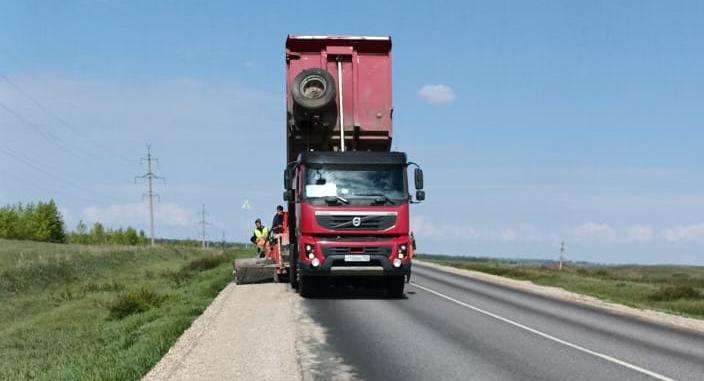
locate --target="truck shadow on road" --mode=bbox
[301,280,411,300]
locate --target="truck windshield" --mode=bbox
[304,166,406,205]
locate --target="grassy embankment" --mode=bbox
[420,254,704,319]
[0,239,251,380]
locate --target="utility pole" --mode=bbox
[559,241,565,271]
[135,145,164,246]
[221,231,226,250]
[242,199,251,249]
[198,204,210,248]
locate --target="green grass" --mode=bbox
[419,255,704,319]
[0,239,252,380]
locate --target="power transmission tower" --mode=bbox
[559,241,566,271]
[135,145,164,246]
[198,204,211,248]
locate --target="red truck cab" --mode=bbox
[283,36,425,297]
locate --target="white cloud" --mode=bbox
[662,223,704,243]
[410,215,442,238]
[500,228,519,242]
[624,225,655,243]
[417,84,456,105]
[573,222,617,242]
[409,215,704,263]
[499,224,555,243]
[411,215,480,241]
[447,225,482,240]
[81,202,194,228]
[413,219,557,244]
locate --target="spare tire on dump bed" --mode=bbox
[291,68,336,111]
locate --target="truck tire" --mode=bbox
[299,275,316,298]
[387,276,405,298]
[291,69,336,111]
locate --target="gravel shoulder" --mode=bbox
[143,283,301,381]
[143,281,359,381]
[415,260,704,333]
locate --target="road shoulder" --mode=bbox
[142,283,300,381]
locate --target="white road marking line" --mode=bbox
[410,282,677,381]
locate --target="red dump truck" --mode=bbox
[283,36,425,297]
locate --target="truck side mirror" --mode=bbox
[416,190,425,201]
[284,168,291,190]
[283,190,294,202]
[414,168,424,190]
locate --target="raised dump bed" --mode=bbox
[286,35,393,161]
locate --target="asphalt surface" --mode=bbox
[302,263,704,381]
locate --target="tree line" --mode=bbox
[68,221,148,245]
[0,200,147,245]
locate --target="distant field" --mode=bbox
[419,254,704,319]
[0,239,251,381]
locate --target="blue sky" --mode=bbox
[1,1,703,264]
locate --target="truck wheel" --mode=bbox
[291,69,336,111]
[387,276,405,298]
[299,275,316,298]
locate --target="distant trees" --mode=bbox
[66,221,148,245]
[0,200,147,246]
[0,200,65,242]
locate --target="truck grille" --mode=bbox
[322,247,392,257]
[316,214,396,230]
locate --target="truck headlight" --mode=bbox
[305,244,315,259]
[398,244,408,259]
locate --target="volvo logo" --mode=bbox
[352,216,362,227]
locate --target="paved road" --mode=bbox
[303,263,704,381]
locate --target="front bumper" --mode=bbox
[299,255,411,277]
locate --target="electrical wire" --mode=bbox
[0,101,96,162]
[0,145,123,204]
[0,74,137,166]
[0,168,114,206]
